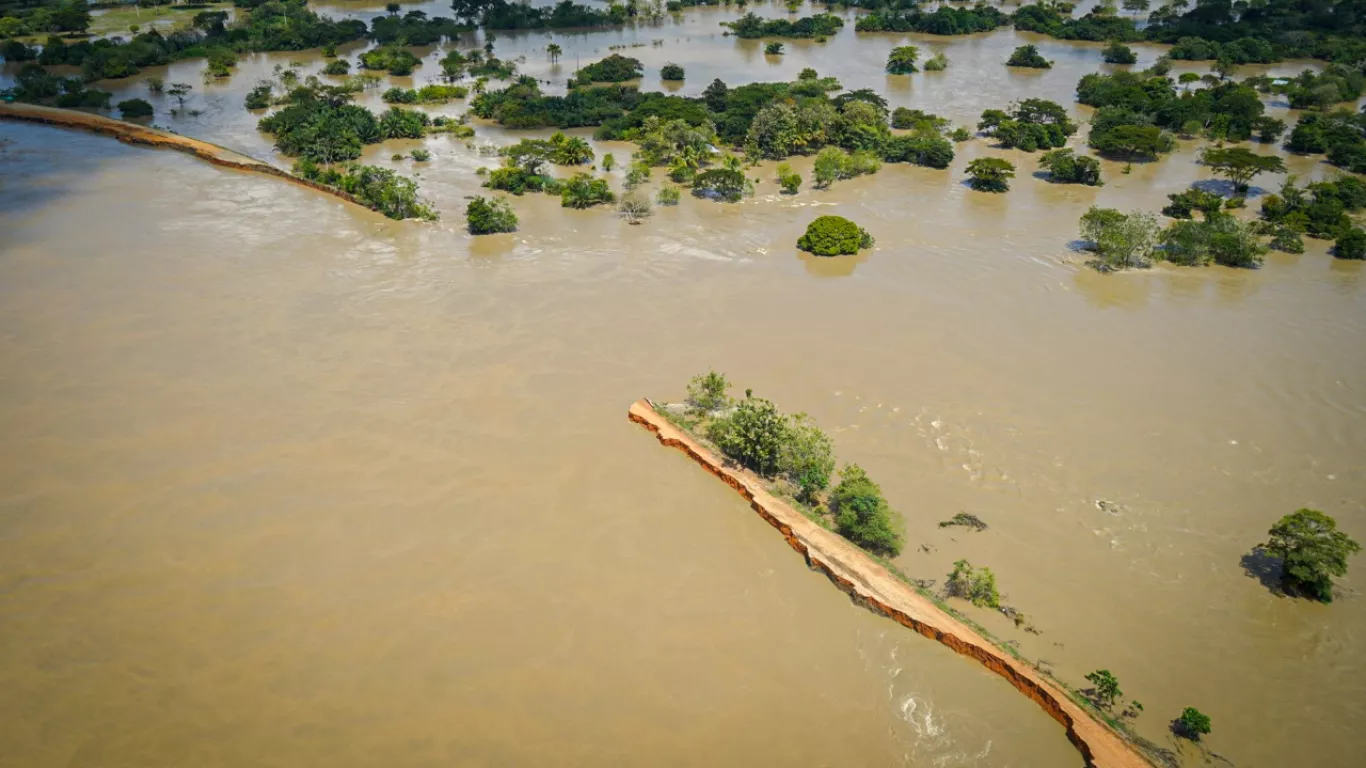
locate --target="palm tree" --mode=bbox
[547,43,562,64]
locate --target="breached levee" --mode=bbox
[0,103,370,213]
[628,399,1152,768]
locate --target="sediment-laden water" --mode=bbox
[1,3,1363,767]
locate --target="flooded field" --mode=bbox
[2,3,1364,767]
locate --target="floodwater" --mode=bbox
[2,2,1364,767]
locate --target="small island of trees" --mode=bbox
[1006,44,1052,69]
[797,215,874,256]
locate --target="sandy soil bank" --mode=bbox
[629,399,1153,768]
[0,102,369,212]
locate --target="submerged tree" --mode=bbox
[1084,670,1123,710]
[886,45,920,74]
[797,215,874,256]
[1174,707,1212,741]
[946,560,1000,607]
[1200,147,1286,195]
[1260,509,1361,601]
[965,157,1015,192]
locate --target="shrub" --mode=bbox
[923,52,948,71]
[295,160,437,221]
[322,59,351,76]
[813,146,879,188]
[1174,708,1212,741]
[244,83,273,109]
[410,148,430,162]
[1085,670,1123,709]
[575,53,642,84]
[383,87,418,104]
[965,157,1015,192]
[708,395,789,476]
[656,184,681,205]
[561,172,614,208]
[781,415,835,503]
[765,42,784,55]
[1039,149,1102,185]
[1335,228,1366,259]
[660,63,684,81]
[1102,42,1137,64]
[618,193,653,224]
[886,45,919,74]
[1006,44,1052,69]
[1162,186,1224,219]
[776,162,801,194]
[797,215,874,256]
[946,560,1000,607]
[117,98,153,118]
[465,196,518,234]
[830,465,902,556]
[692,168,749,202]
[687,370,732,412]
[1261,508,1361,600]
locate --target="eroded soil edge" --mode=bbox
[628,398,1151,768]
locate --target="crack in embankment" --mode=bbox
[629,399,1152,768]
[0,102,372,213]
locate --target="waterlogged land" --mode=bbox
[2,2,1365,767]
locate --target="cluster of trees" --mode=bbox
[1279,66,1366,110]
[475,0,627,30]
[359,46,421,76]
[797,215,874,256]
[1260,175,1366,249]
[946,560,1001,608]
[855,5,1007,35]
[1012,4,1140,42]
[574,53,643,85]
[885,46,919,75]
[661,63,685,81]
[978,99,1076,152]
[1285,109,1366,174]
[0,0,90,37]
[1144,0,1366,64]
[465,195,519,234]
[367,11,467,46]
[1005,44,1052,69]
[681,372,903,555]
[1102,42,1137,65]
[1079,205,1269,270]
[382,84,469,104]
[293,158,437,220]
[483,132,595,195]
[1039,149,1102,186]
[258,83,432,163]
[3,64,112,108]
[724,12,844,39]
[965,157,1015,192]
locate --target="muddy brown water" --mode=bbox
[2,3,1364,767]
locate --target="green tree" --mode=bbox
[692,168,749,202]
[1039,149,1103,186]
[1336,228,1366,259]
[687,370,733,412]
[1005,44,1051,69]
[886,45,919,74]
[1084,670,1123,710]
[1261,509,1361,601]
[166,82,193,112]
[797,215,873,256]
[1102,42,1137,64]
[117,98,154,119]
[813,146,848,188]
[1079,207,1161,269]
[776,163,801,194]
[924,52,948,71]
[830,464,902,556]
[1200,147,1286,194]
[946,560,999,607]
[765,41,784,55]
[656,184,681,205]
[561,172,614,208]
[965,157,1015,192]
[1178,72,1201,91]
[708,395,789,477]
[465,196,518,234]
[660,62,684,81]
[780,415,835,503]
[1175,707,1211,741]
[547,43,562,64]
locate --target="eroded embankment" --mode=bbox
[628,399,1153,768]
[0,102,370,212]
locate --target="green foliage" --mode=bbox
[923,52,948,71]
[500,131,595,172]
[797,215,874,256]
[881,133,954,168]
[480,0,626,31]
[1006,44,1052,69]
[1259,176,1366,239]
[946,559,1000,608]
[764,41,785,55]
[322,58,351,76]
[687,370,733,413]
[656,183,681,205]
[575,53,642,84]
[1336,228,1366,259]
[855,6,1007,35]
[1039,149,1102,186]
[1085,670,1123,709]
[117,97,153,118]
[359,46,421,76]
[368,10,465,46]
[1200,147,1286,193]
[1162,186,1224,219]
[465,195,518,234]
[886,45,919,74]
[294,159,437,221]
[1087,109,1174,164]
[1013,4,1141,42]
[1102,42,1137,64]
[977,98,1076,152]
[830,465,902,556]
[812,146,879,188]
[708,395,790,477]
[965,157,1015,192]
[691,168,749,202]
[1262,509,1361,601]
[1079,207,1161,270]
[1157,213,1267,268]
[726,12,844,39]
[1175,707,1212,741]
[776,163,801,194]
[560,172,614,208]
[781,415,835,503]
[410,148,430,162]
[660,63,684,81]
[1252,116,1286,144]
[383,86,417,104]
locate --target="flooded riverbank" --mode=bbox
[2,3,1364,767]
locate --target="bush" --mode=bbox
[244,83,273,109]
[708,395,789,477]
[1174,708,1212,741]
[410,148,430,162]
[295,160,437,221]
[923,52,948,71]
[830,465,902,556]
[812,146,879,188]
[1006,44,1052,69]
[618,193,653,224]
[797,215,874,256]
[965,157,1015,192]
[465,196,518,234]
[687,370,732,412]
[561,172,614,208]
[383,87,418,104]
[776,163,801,194]
[1085,670,1123,709]
[322,59,351,76]
[1102,42,1137,64]
[117,98,153,118]
[886,45,919,74]
[660,63,684,81]
[575,53,642,84]
[946,560,1000,607]
[656,184,681,205]
[1079,206,1161,269]
[1335,228,1366,259]
[765,41,784,55]
[1262,508,1361,600]
[692,168,749,202]
[781,415,835,503]
[1039,149,1102,185]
